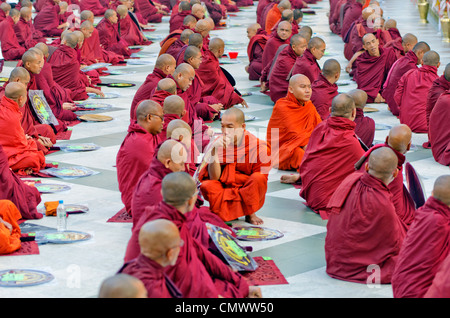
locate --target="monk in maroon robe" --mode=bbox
[34,0,67,37]
[0,10,26,61]
[133,0,163,24]
[392,175,450,298]
[0,2,10,23]
[79,0,106,16]
[116,100,164,216]
[426,63,450,131]
[246,23,268,81]
[382,41,428,116]
[429,90,450,166]
[291,37,326,85]
[13,7,45,49]
[164,29,192,59]
[329,0,346,35]
[117,6,149,46]
[341,0,364,39]
[347,89,375,148]
[169,0,191,33]
[425,253,450,298]
[310,59,340,120]
[96,9,131,59]
[395,50,440,133]
[325,147,405,284]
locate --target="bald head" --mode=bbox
[209,37,225,55]
[157,139,188,169]
[34,42,49,57]
[222,107,245,125]
[298,25,313,42]
[180,28,194,43]
[166,119,192,146]
[162,172,197,207]
[0,2,11,13]
[62,32,79,49]
[19,6,32,20]
[401,33,418,51]
[98,274,147,298]
[155,54,176,75]
[412,41,431,54]
[387,124,412,154]
[432,175,450,206]
[444,63,450,82]
[184,45,201,62]
[347,89,368,109]
[191,3,205,19]
[331,94,356,119]
[384,19,397,30]
[9,67,30,84]
[163,95,185,116]
[278,0,291,10]
[195,18,211,34]
[136,100,162,121]
[80,10,94,22]
[156,78,177,95]
[116,4,128,17]
[188,33,203,49]
[247,23,260,39]
[4,82,27,103]
[368,147,398,185]
[183,14,197,28]
[422,50,440,67]
[322,58,341,80]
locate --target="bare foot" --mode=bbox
[245,214,263,225]
[280,173,300,184]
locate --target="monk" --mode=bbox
[13,7,45,49]
[347,89,375,147]
[325,147,405,284]
[265,0,291,34]
[0,9,26,61]
[382,41,429,116]
[429,90,450,166]
[0,82,46,176]
[265,34,308,103]
[267,74,321,171]
[310,58,341,120]
[169,0,191,33]
[165,29,193,59]
[0,2,10,23]
[424,253,450,298]
[354,33,397,103]
[98,274,148,298]
[96,9,131,59]
[159,15,196,57]
[427,63,450,129]
[245,23,267,81]
[0,200,22,255]
[392,175,450,298]
[116,100,164,216]
[134,0,163,24]
[291,37,326,84]
[130,54,176,121]
[199,108,271,225]
[151,78,177,106]
[117,5,149,46]
[79,0,107,16]
[174,32,203,65]
[395,50,440,133]
[34,0,68,37]
[119,219,183,298]
[341,0,365,42]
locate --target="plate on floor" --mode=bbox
[36,231,92,244]
[35,183,71,193]
[106,83,136,88]
[79,114,113,122]
[234,226,284,241]
[81,63,111,72]
[75,102,113,110]
[64,204,89,214]
[42,166,97,178]
[0,269,54,287]
[88,92,120,99]
[58,143,100,152]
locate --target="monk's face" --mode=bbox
[81,27,94,39]
[221,114,245,146]
[26,56,44,74]
[289,76,312,102]
[311,43,326,60]
[146,108,164,135]
[247,27,257,40]
[109,12,118,24]
[176,70,195,91]
[292,38,308,57]
[165,146,187,173]
[363,35,380,57]
[188,52,202,69]
[277,23,292,41]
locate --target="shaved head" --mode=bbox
[412,41,431,54]
[298,26,313,42]
[4,82,27,102]
[98,274,147,298]
[247,23,260,39]
[368,147,399,185]
[155,53,176,70]
[188,33,203,49]
[387,124,412,154]
[331,93,356,118]
[180,28,194,43]
[162,172,197,207]
[444,63,450,82]
[9,67,30,84]
[422,50,440,67]
[139,219,181,263]
[322,58,341,78]
[432,175,450,206]
[136,100,162,121]
[384,19,397,30]
[347,89,368,109]
[157,139,188,168]
[166,119,192,148]
[80,10,94,21]
[34,42,49,56]
[222,107,245,125]
[156,78,177,95]
[209,37,225,53]
[62,32,79,49]
[163,95,185,116]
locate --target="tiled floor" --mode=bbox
[0,0,448,298]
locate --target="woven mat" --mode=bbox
[240,257,288,286]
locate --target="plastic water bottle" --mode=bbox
[0,41,4,74]
[227,14,231,28]
[57,200,67,232]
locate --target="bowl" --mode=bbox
[228,52,238,59]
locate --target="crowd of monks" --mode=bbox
[0,0,449,298]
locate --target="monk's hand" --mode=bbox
[260,81,268,92]
[375,93,385,103]
[23,181,36,187]
[86,87,105,97]
[248,286,262,298]
[63,102,76,111]
[38,136,53,148]
[240,100,249,108]
[25,168,34,175]
[0,216,13,234]
[210,103,223,112]
[345,63,352,73]
[25,134,33,140]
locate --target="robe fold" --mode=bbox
[186,74,221,122]
[426,75,450,129]
[267,44,298,103]
[247,29,268,81]
[310,73,339,120]
[424,253,450,298]
[79,0,107,16]
[116,121,162,215]
[164,38,186,60]
[299,116,365,218]
[261,32,289,77]
[79,27,124,66]
[265,4,281,34]
[340,0,362,42]
[0,200,22,255]
[395,64,438,133]
[118,13,148,46]
[354,108,375,148]
[392,196,450,298]
[267,92,321,171]
[13,17,45,49]
[96,18,132,59]
[429,90,450,166]
[329,0,346,35]
[169,10,190,33]
[134,0,163,23]
[33,0,64,37]
[325,171,406,284]
[0,16,26,61]
[291,48,321,84]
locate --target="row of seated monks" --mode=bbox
[0,0,449,298]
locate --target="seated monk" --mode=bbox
[174,32,203,66]
[57,1,71,25]
[382,41,429,116]
[348,89,375,148]
[133,0,164,24]
[96,9,131,59]
[127,171,262,298]
[268,9,298,37]
[13,7,45,49]
[169,0,191,33]
[392,175,450,298]
[116,100,164,216]
[0,2,10,23]
[0,200,23,255]
[151,78,177,106]
[0,144,42,220]
[265,0,291,34]
[424,253,450,298]
[266,34,308,104]
[355,33,397,103]
[0,82,46,176]
[0,9,26,61]
[310,58,340,120]
[117,5,149,46]
[165,29,193,59]
[395,50,440,133]
[79,0,107,16]
[284,94,365,219]
[33,0,68,37]
[291,36,326,85]
[427,63,450,130]
[429,89,450,166]
[199,108,271,225]
[196,37,248,109]
[130,54,176,121]
[119,219,183,298]
[159,15,197,57]
[325,147,405,284]
[245,23,268,81]
[98,273,148,298]
[340,0,365,42]
[48,32,104,101]
[267,74,321,171]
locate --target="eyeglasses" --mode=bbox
[149,113,164,121]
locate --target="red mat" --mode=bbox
[3,240,40,256]
[241,257,288,286]
[107,207,132,223]
[56,129,73,140]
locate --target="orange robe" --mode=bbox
[267,92,322,171]
[199,131,271,221]
[0,200,22,255]
[265,4,281,34]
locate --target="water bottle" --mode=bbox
[57,200,67,232]
[227,14,230,28]
[0,41,4,74]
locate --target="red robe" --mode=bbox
[429,90,450,166]
[13,17,45,49]
[291,49,321,85]
[79,29,124,66]
[426,75,450,130]
[118,254,183,298]
[33,0,64,37]
[256,0,271,26]
[355,47,397,103]
[96,18,131,59]
[424,253,450,298]
[392,196,450,298]
[134,0,163,23]
[116,121,162,215]
[186,74,221,122]
[169,10,190,33]
[299,117,365,219]
[354,108,375,147]
[329,0,346,35]
[0,16,26,61]
[164,39,186,60]
[0,200,22,255]
[125,200,250,298]
[382,50,418,116]
[247,29,268,81]
[345,17,376,60]
[267,44,298,103]
[265,4,281,34]
[261,32,289,77]
[0,145,42,220]
[310,73,339,120]
[395,65,438,133]
[340,0,363,42]
[118,13,147,46]
[79,0,107,16]
[325,171,406,284]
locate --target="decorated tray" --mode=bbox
[234,226,284,241]
[43,166,96,179]
[88,92,120,99]
[0,269,54,287]
[64,204,89,214]
[75,102,113,110]
[79,114,113,122]
[58,143,100,152]
[35,183,71,193]
[81,63,111,72]
[106,83,136,88]
[36,230,92,244]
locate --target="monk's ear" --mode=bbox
[365,162,369,172]
[406,141,411,152]
[181,109,186,117]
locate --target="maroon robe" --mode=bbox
[13,17,44,49]
[165,39,186,60]
[346,18,376,60]
[169,10,190,33]
[355,47,397,103]
[267,44,298,103]
[429,90,450,166]
[118,13,148,46]
[392,196,450,298]
[96,18,132,59]
[261,32,289,76]
[424,253,450,298]
[310,73,339,120]
[395,65,438,133]
[79,0,106,16]
[382,50,418,116]
[426,75,450,129]
[354,108,375,147]
[329,0,346,35]
[125,200,250,298]
[0,16,26,61]
[33,0,64,37]
[340,0,363,41]
[291,49,321,85]
[186,74,221,122]
[116,121,162,215]
[325,171,406,284]
[247,29,268,81]
[134,0,162,23]
[299,116,365,219]
[79,27,124,66]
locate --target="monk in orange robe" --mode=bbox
[267,74,321,171]
[0,200,22,255]
[199,108,271,225]
[265,0,291,34]
[0,82,45,176]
